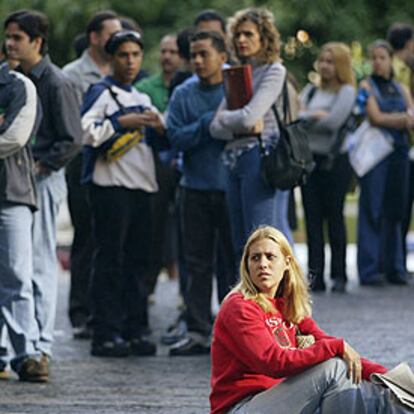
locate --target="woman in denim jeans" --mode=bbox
[210,7,287,261]
[210,226,411,414]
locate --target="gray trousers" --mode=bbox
[228,358,410,414]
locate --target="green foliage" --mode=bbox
[1,0,413,83]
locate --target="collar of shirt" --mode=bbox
[105,75,133,92]
[78,50,102,78]
[27,54,51,80]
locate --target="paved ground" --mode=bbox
[1,244,414,413]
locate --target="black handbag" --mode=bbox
[259,82,315,190]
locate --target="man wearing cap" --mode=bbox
[81,30,164,357]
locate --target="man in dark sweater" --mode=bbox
[167,31,236,356]
[4,10,81,371]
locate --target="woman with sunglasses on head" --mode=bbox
[299,42,356,293]
[210,8,291,262]
[357,40,414,287]
[210,225,411,414]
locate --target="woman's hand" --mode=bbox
[251,119,264,134]
[342,342,362,384]
[312,109,329,120]
[405,109,414,130]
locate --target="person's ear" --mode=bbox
[32,36,43,54]
[285,256,291,267]
[89,32,98,47]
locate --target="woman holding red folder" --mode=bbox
[210,7,287,262]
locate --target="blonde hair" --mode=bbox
[228,8,280,65]
[317,42,356,89]
[229,226,311,324]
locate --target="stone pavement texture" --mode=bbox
[1,246,414,414]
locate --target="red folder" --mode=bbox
[223,65,253,110]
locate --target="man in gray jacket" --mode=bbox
[4,10,81,370]
[63,11,121,339]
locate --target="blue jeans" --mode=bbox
[275,189,294,246]
[358,155,407,283]
[32,170,67,356]
[225,146,279,261]
[0,203,39,371]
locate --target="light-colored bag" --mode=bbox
[343,120,394,177]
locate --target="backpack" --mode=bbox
[259,80,315,190]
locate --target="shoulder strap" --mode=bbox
[275,75,291,126]
[102,79,125,112]
[305,84,317,105]
[367,76,382,103]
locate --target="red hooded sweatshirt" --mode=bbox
[210,293,387,414]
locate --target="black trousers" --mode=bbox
[181,187,236,337]
[89,184,152,341]
[65,154,94,328]
[301,154,352,282]
[402,159,414,266]
[146,155,179,293]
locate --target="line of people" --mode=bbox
[0,6,413,383]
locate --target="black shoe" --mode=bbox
[331,279,346,293]
[161,318,187,345]
[129,336,157,356]
[73,324,92,340]
[169,337,210,357]
[91,336,129,357]
[387,273,408,285]
[308,272,326,292]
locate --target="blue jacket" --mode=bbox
[167,79,226,191]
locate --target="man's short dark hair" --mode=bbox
[194,10,226,34]
[105,30,143,55]
[177,27,195,61]
[387,23,414,51]
[73,33,89,58]
[120,16,143,34]
[86,10,118,37]
[190,30,227,54]
[4,10,49,55]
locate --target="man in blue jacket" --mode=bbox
[167,31,236,356]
